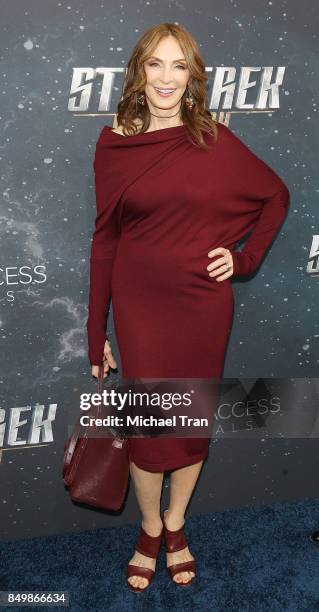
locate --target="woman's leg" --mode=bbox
[127,460,164,590]
[165,460,204,584]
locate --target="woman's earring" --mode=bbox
[136,92,146,106]
[185,88,195,111]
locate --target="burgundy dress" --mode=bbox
[86,122,290,472]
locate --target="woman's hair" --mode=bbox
[114,22,218,150]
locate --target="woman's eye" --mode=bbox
[148,62,186,69]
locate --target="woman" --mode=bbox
[86,23,290,592]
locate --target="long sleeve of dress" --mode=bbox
[86,128,121,366]
[220,124,290,277]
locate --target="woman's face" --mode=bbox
[143,36,190,114]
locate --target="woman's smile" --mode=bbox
[154,86,177,97]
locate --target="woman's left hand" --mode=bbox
[207,247,234,281]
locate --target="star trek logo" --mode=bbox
[307,236,319,276]
[0,405,57,463]
[68,66,287,113]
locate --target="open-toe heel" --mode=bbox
[127,524,163,593]
[162,512,196,587]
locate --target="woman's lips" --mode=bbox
[154,87,176,98]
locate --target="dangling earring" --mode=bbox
[136,92,146,106]
[185,87,195,111]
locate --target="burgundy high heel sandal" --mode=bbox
[127,524,163,593]
[162,511,196,587]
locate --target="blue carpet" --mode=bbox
[1,497,319,611]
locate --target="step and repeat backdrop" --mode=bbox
[1,0,318,541]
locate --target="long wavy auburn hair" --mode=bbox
[114,22,218,150]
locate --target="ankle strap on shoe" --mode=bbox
[163,524,187,553]
[135,526,163,558]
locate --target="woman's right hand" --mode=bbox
[91,338,118,379]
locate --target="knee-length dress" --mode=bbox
[86,121,290,472]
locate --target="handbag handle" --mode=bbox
[63,364,106,475]
[98,364,128,442]
[97,363,104,392]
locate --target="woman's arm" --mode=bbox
[229,183,290,277]
[86,128,120,366]
[221,124,290,277]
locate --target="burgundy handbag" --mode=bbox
[62,364,130,511]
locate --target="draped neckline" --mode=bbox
[103,124,187,144]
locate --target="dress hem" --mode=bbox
[128,447,210,473]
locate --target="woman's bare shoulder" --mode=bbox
[111,125,125,135]
[111,119,142,135]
